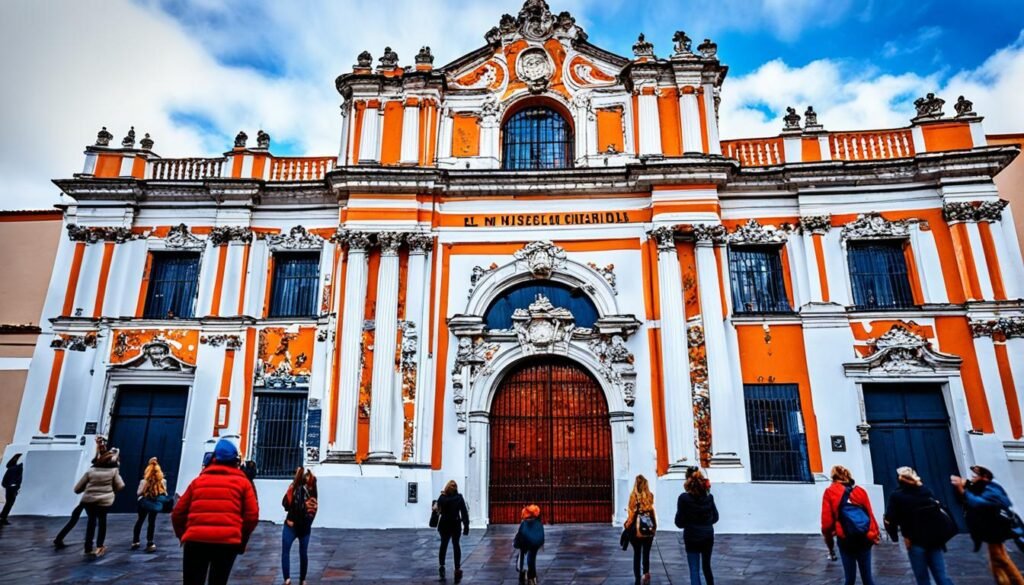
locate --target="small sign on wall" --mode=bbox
[83,422,98,435]
[305,406,322,463]
[407,482,418,504]
[831,435,847,452]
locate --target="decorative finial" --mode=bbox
[912,93,945,120]
[234,131,248,148]
[672,30,693,55]
[378,46,399,69]
[697,38,718,59]
[256,130,270,149]
[804,106,821,130]
[632,33,655,58]
[356,50,372,68]
[95,126,113,147]
[121,126,136,148]
[783,107,801,131]
[954,95,976,118]
[415,46,434,65]
[140,133,154,150]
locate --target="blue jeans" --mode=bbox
[839,545,876,585]
[686,541,714,585]
[907,545,954,585]
[519,547,539,579]
[281,524,311,581]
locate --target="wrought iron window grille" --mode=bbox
[501,106,574,171]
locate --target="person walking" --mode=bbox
[73,447,125,558]
[674,469,719,585]
[884,467,957,585]
[514,504,544,585]
[54,436,109,549]
[0,453,23,525]
[625,474,657,585]
[172,438,259,585]
[132,457,168,552]
[821,465,880,585]
[952,465,1024,585]
[281,467,318,585]
[435,480,470,582]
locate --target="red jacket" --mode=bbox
[821,481,880,542]
[172,464,259,549]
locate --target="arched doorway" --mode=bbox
[489,357,613,523]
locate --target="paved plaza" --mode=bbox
[0,515,1019,584]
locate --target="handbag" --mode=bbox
[157,493,174,513]
[429,500,440,528]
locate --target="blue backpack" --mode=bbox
[838,486,872,544]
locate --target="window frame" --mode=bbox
[500,104,575,171]
[727,244,793,315]
[141,251,202,320]
[845,238,917,311]
[249,387,309,479]
[266,251,322,319]
[743,383,813,483]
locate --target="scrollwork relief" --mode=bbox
[840,212,910,240]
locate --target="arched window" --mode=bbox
[501,106,574,170]
[484,281,598,329]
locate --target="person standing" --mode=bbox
[884,467,957,585]
[73,448,125,558]
[674,469,719,585]
[0,454,23,525]
[133,457,168,552]
[54,436,108,549]
[435,480,470,582]
[281,467,318,585]
[821,465,880,585]
[952,465,1024,585]
[172,438,259,585]
[514,505,544,585]
[625,474,657,585]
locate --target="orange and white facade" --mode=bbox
[8,1,1024,531]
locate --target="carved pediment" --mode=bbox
[485,0,586,46]
[514,241,567,278]
[262,226,324,250]
[114,340,195,372]
[727,219,793,245]
[512,294,576,354]
[841,213,910,240]
[165,224,205,249]
[844,324,961,376]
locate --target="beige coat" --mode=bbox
[73,466,125,507]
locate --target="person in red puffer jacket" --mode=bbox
[172,438,259,585]
[821,465,881,585]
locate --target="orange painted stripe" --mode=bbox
[209,245,229,317]
[995,343,1022,439]
[231,155,244,179]
[262,254,276,318]
[251,154,267,179]
[697,91,710,154]
[812,234,830,302]
[431,244,452,470]
[134,252,154,318]
[427,236,439,354]
[903,241,925,305]
[652,202,721,215]
[657,88,682,156]
[62,242,87,316]
[329,247,349,444]
[676,241,701,319]
[39,349,66,434]
[345,208,419,222]
[640,239,656,321]
[356,250,382,462]
[721,216,799,229]
[977,222,1007,300]
[236,243,251,316]
[213,349,236,436]
[714,246,728,319]
[949,222,983,300]
[239,328,257,458]
[352,101,366,163]
[131,156,146,179]
[936,316,993,432]
[92,242,115,318]
[647,328,669,476]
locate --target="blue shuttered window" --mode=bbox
[744,384,813,483]
[484,281,599,330]
[269,252,320,318]
[729,246,792,314]
[251,389,307,478]
[502,106,574,170]
[848,241,914,310]
[143,253,200,319]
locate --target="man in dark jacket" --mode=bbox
[172,438,259,585]
[952,465,1024,585]
[0,454,23,525]
[884,467,955,585]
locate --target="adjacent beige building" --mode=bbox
[991,134,1024,258]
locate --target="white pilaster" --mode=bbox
[400,103,420,164]
[786,237,809,309]
[638,92,662,157]
[406,235,433,463]
[437,109,453,160]
[338,101,352,166]
[802,232,823,302]
[966,222,995,300]
[680,91,703,153]
[701,84,721,155]
[974,337,1012,439]
[332,232,372,459]
[358,103,382,164]
[367,232,403,462]
[992,215,1024,299]
[910,225,948,304]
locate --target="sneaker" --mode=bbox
[438,565,446,581]
[642,573,651,585]
[84,549,96,558]
[95,546,107,558]
[130,542,140,550]
[145,544,156,553]
[454,569,463,583]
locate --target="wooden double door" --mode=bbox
[489,358,613,524]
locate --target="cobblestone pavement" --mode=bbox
[0,515,1020,584]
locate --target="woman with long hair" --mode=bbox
[674,469,719,585]
[625,474,657,585]
[281,467,318,585]
[133,457,167,552]
[73,447,125,558]
[821,465,880,585]
[435,479,470,582]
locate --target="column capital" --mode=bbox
[799,215,832,235]
[406,232,433,254]
[648,226,677,251]
[344,231,374,251]
[377,231,404,255]
[692,223,727,246]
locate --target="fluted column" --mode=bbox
[637,90,662,156]
[680,88,703,153]
[651,226,694,469]
[399,100,420,164]
[406,233,434,463]
[331,231,372,461]
[367,232,403,462]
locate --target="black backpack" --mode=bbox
[911,498,958,548]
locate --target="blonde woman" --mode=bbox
[133,457,168,552]
[625,474,657,585]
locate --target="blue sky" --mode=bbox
[2,0,1023,209]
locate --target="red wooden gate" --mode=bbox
[489,358,613,524]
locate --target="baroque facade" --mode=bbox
[8,0,1024,531]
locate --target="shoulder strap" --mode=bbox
[839,485,853,508]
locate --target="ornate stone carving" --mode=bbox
[450,335,500,433]
[234,131,248,148]
[945,200,1008,223]
[486,0,585,45]
[632,33,655,58]
[512,294,575,354]
[118,340,191,371]
[95,126,113,147]
[140,133,154,150]
[356,51,372,68]
[954,95,976,117]
[264,226,324,250]
[208,226,253,245]
[856,422,872,444]
[799,215,832,234]
[589,334,637,406]
[783,107,801,131]
[648,226,677,250]
[687,319,711,467]
[913,93,945,120]
[851,324,961,374]
[165,223,205,249]
[415,46,434,65]
[691,223,727,244]
[587,262,617,294]
[406,232,433,253]
[200,334,243,349]
[480,97,502,120]
[517,48,553,93]
[66,224,140,244]
[51,333,98,352]
[943,201,976,223]
[344,231,373,251]
[840,212,909,240]
[378,46,399,69]
[804,106,821,130]
[514,241,567,278]
[970,317,1024,340]
[376,232,404,255]
[672,30,693,56]
[468,263,499,299]
[121,126,136,148]
[256,129,270,150]
[979,200,1009,222]
[697,38,717,59]
[727,219,792,245]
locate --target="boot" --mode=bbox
[454,568,463,583]
[438,565,446,581]
[528,578,538,585]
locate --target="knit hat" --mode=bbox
[213,438,239,464]
[521,504,541,520]
[896,466,921,485]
